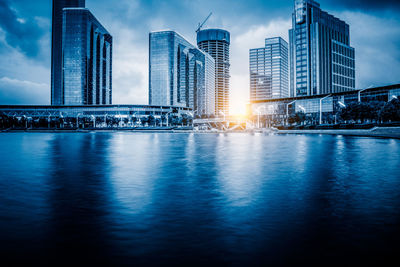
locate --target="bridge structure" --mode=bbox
[193,116,254,131]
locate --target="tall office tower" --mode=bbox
[250,37,289,101]
[62,8,112,105]
[51,0,85,105]
[189,49,216,116]
[149,31,215,116]
[289,0,355,97]
[197,29,230,116]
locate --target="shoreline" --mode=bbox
[276,126,400,139]
[2,127,400,139]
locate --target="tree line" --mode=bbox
[0,113,193,129]
[287,98,400,125]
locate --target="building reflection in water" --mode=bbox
[0,133,399,265]
[46,133,114,263]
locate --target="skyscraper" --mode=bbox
[197,29,230,116]
[188,49,216,116]
[289,0,355,97]
[62,8,112,105]
[51,0,85,105]
[250,37,289,101]
[149,31,215,116]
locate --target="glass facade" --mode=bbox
[250,37,288,101]
[188,49,216,116]
[51,0,85,105]
[289,0,355,97]
[0,105,192,119]
[149,31,215,116]
[197,29,230,116]
[251,84,400,116]
[62,8,112,105]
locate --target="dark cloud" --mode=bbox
[0,77,49,105]
[0,0,45,58]
[0,0,399,106]
[323,0,400,11]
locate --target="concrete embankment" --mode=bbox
[276,127,400,139]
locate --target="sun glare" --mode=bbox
[229,96,248,116]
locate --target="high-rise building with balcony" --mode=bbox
[197,29,230,116]
[289,0,355,97]
[51,0,85,105]
[149,31,215,116]
[62,8,112,105]
[250,37,289,101]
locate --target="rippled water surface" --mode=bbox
[0,132,399,265]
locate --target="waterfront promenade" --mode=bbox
[276,126,400,139]
[3,126,400,139]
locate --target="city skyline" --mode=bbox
[1,0,400,114]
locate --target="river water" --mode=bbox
[0,132,399,265]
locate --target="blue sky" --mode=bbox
[0,0,400,113]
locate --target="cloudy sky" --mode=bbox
[0,0,400,113]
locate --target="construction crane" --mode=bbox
[196,12,212,33]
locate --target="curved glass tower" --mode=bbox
[197,29,230,116]
[62,8,112,105]
[51,0,85,105]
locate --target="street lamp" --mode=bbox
[358,89,367,103]
[76,113,81,129]
[219,110,226,123]
[22,115,27,129]
[91,115,96,128]
[59,113,64,129]
[286,100,296,125]
[336,101,346,125]
[319,95,331,125]
[188,110,197,128]
[166,110,173,127]
[389,95,398,102]
[358,85,374,102]
[256,106,266,129]
[48,115,51,129]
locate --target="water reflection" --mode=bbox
[0,133,399,265]
[46,133,114,263]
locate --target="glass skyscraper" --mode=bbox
[289,0,355,97]
[250,37,289,101]
[197,29,230,116]
[149,31,215,116]
[51,0,85,105]
[62,8,112,105]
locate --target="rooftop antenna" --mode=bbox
[196,12,212,33]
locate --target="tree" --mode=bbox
[106,116,113,127]
[96,116,103,125]
[141,116,149,126]
[339,101,385,123]
[379,98,400,122]
[123,117,129,125]
[181,114,189,126]
[288,112,306,125]
[148,115,155,126]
